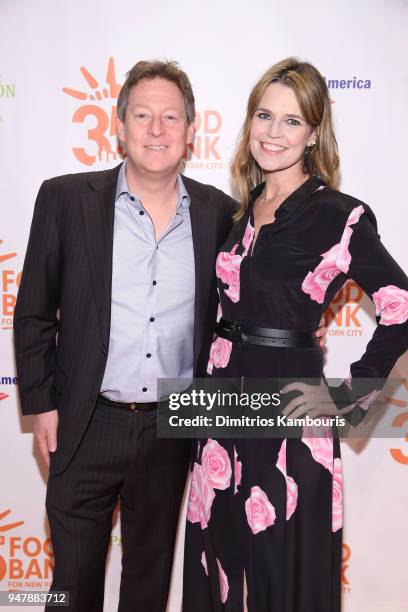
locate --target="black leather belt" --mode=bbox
[98,395,158,412]
[216,319,318,348]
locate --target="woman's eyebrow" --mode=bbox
[254,108,304,120]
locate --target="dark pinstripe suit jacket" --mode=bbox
[14,164,235,475]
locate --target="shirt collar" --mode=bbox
[115,161,191,210]
[249,175,326,217]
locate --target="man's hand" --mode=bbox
[315,315,328,349]
[33,410,58,469]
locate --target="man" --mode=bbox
[14,60,326,612]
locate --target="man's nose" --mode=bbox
[149,115,164,136]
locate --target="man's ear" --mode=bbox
[187,116,197,146]
[116,115,125,143]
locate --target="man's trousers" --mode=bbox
[45,396,190,612]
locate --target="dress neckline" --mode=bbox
[248,175,326,219]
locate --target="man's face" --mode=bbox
[117,77,195,178]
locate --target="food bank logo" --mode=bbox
[0,510,53,589]
[0,240,20,331]
[341,543,351,593]
[63,58,124,166]
[63,58,224,171]
[325,281,364,337]
[185,110,224,171]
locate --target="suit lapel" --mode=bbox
[81,164,121,350]
[187,178,217,369]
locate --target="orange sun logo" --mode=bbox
[63,57,125,167]
[0,510,24,534]
[0,240,17,265]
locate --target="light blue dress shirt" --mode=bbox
[100,162,195,402]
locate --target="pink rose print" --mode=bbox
[285,476,298,521]
[215,243,239,285]
[276,438,287,473]
[202,439,232,490]
[245,486,276,534]
[346,204,365,226]
[216,219,254,304]
[335,226,353,273]
[302,205,365,303]
[234,446,242,495]
[276,440,298,520]
[356,388,381,412]
[301,245,341,303]
[217,558,229,604]
[332,458,343,532]
[207,336,233,374]
[302,426,334,474]
[187,463,215,529]
[201,550,208,574]
[242,220,255,254]
[216,302,222,323]
[186,464,200,524]
[224,268,240,303]
[201,552,229,604]
[216,244,242,304]
[372,285,408,326]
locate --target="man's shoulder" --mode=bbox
[181,174,237,212]
[43,164,121,193]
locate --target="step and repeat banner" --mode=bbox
[0,0,407,610]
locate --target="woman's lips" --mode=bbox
[260,142,287,155]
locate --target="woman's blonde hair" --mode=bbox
[231,57,339,220]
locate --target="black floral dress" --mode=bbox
[182,176,408,612]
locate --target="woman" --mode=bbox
[182,58,408,612]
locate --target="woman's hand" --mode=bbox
[280,380,355,420]
[315,315,328,349]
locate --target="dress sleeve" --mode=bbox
[328,203,408,425]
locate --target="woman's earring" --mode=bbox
[305,141,317,155]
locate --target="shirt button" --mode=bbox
[152,280,157,286]
[150,316,155,322]
[146,353,152,358]
[139,210,144,216]
[142,387,147,392]
[129,196,135,202]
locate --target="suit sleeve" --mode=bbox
[328,204,408,425]
[13,180,61,415]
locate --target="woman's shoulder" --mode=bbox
[310,181,377,228]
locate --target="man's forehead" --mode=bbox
[128,78,184,103]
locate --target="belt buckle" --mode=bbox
[232,322,245,344]
[129,402,137,411]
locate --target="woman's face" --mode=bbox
[249,82,316,175]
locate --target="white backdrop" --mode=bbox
[0,0,407,610]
